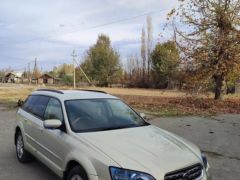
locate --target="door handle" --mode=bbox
[40,128,44,133]
[37,127,44,133]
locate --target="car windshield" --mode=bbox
[65,99,148,132]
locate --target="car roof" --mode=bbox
[31,89,119,101]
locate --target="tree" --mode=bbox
[124,56,142,87]
[147,15,153,82]
[168,0,240,99]
[141,27,147,84]
[33,58,41,79]
[82,34,122,86]
[151,41,179,88]
[49,63,74,85]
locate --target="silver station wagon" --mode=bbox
[15,89,211,180]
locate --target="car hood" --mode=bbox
[79,125,202,179]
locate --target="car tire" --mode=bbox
[67,165,88,180]
[16,131,32,163]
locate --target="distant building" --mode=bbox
[236,80,240,94]
[0,77,3,83]
[38,74,54,84]
[38,74,61,85]
[4,72,23,83]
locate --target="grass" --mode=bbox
[0,85,35,108]
[0,84,240,117]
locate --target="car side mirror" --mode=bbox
[139,113,146,119]
[44,119,62,129]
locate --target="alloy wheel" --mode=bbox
[16,135,24,159]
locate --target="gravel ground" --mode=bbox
[150,115,240,180]
[0,107,239,180]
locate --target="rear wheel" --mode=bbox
[67,165,88,180]
[16,131,32,163]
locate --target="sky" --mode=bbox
[0,0,179,71]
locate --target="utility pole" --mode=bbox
[33,58,38,85]
[71,50,77,88]
[28,63,31,85]
[73,58,94,87]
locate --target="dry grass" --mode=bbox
[0,85,36,108]
[0,84,240,116]
[89,87,187,97]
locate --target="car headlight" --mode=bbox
[110,167,155,180]
[201,152,208,169]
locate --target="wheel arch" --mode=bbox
[14,126,21,145]
[63,160,88,180]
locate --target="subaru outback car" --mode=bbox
[15,89,211,180]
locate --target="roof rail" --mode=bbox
[77,89,107,94]
[36,89,64,94]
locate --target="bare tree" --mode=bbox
[141,27,147,84]
[125,56,142,87]
[33,58,41,84]
[147,15,153,82]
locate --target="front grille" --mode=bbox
[164,163,203,180]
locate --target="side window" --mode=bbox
[31,96,50,119]
[23,95,50,119]
[22,96,38,112]
[44,98,63,122]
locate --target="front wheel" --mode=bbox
[16,131,32,163]
[67,165,88,180]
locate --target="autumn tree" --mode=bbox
[168,0,240,99]
[81,34,122,87]
[50,63,74,85]
[151,41,180,88]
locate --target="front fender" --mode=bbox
[64,150,97,175]
[63,147,118,180]
[15,114,26,145]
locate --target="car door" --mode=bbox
[18,95,40,151]
[26,95,50,152]
[39,97,70,170]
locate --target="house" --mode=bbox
[38,74,60,85]
[4,72,23,83]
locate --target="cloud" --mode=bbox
[0,0,179,70]
[108,0,178,10]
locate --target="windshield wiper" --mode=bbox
[76,124,149,133]
[99,124,138,131]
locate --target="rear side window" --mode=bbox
[23,95,50,119]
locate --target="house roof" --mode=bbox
[5,72,23,78]
[40,74,53,78]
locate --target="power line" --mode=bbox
[12,9,168,45]
[1,9,171,72]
